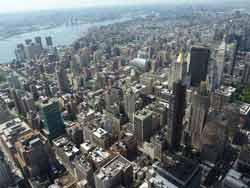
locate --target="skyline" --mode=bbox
[0,0,247,13]
[0,2,250,188]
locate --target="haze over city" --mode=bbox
[0,0,248,13]
[0,0,250,188]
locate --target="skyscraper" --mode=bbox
[45,36,53,47]
[56,63,70,94]
[189,82,210,149]
[168,51,188,89]
[167,81,186,151]
[189,46,210,87]
[39,98,65,140]
[15,44,26,62]
[215,39,226,88]
[8,72,22,90]
[10,89,26,116]
[35,36,43,49]
[134,109,153,144]
[124,88,136,120]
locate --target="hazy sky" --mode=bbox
[0,0,242,13]
[0,0,164,13]
[0,0,202,13]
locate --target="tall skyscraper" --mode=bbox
[15,44,26,62]
[10,89,26,116]
[168,51,188,89]
[35,36,43,49]
[45,36,53,47]
[200,112,227,163]
[134,109,153,144]
[56,63,70,94]
[124,88,136,120]
[215,39,226,88]
[189,82,210,149]
[189,46,210,87]
[8,72,22,90]
[167,81,186,151]
[39,98,65,140]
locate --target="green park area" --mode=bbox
[240,86,250,103]
[231,84,250,103]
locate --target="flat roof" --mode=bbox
[153,155,201,187]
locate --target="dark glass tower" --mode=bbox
[168,81,186,151]
[189,46,210,87]
[39,98,65,140]
[45,36,53,47]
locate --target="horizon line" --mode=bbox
[0,1,248,15]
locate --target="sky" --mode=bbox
[0,0,200,13]
[0,0,165,13]
[0,0,243,13]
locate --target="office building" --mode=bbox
[53,136,80,174]
[124,88,137,120]
[0,118,32,154]
[189,82,210,149]
[24,41,42,59]
[94,155,133,188]
[200,112,227,163]
[56,63,70,94]
[168,51,188,89]
[73,155,95,187]
[167,81,186,151]
[221,169,250,188]
[145,156,201,188]
[189,46,210,86]
[0,149,26,188]
[8,72,22,90]
[15,133,56,184]
[210,86,236,111]
[10,89,26,116]
[215,40,226,87]
[15,43,26,62]
[92,128,111,149]
[39,98,65,140]
[35,36,43,49]
[134,109,153,144]
[46,36,53,47]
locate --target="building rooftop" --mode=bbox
[134,109,153,120]
[80,142,95,153]
[53,136,80,159]
[240,103,250,116]
[74,155,92,172]
[90,147,111,165]
[151,155,201,187]
[93,128,108,139]
[96,155,132,181]
[38,97,59,108]
[223,169,250,188]
[215,86,236,97]
[0,118,32,149]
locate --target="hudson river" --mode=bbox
[0,18,129,64]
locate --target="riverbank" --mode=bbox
[0,17,131,64]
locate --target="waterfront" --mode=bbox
[0,17,129,64]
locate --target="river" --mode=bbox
[0,17,129,64]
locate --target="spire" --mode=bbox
[177,50,185,64]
